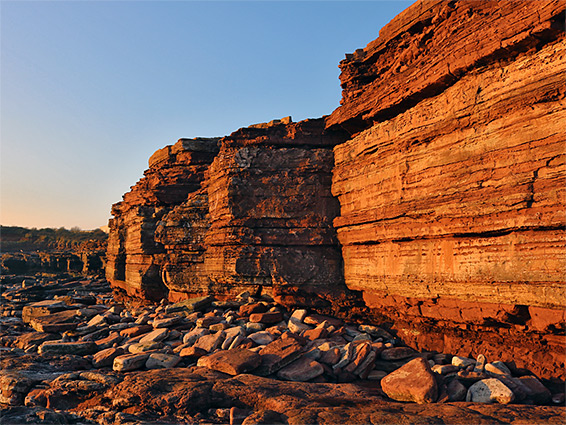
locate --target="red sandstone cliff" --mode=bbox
[328,0,565,380]
[107,0,565,379]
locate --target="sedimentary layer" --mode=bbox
[330,0,565,379]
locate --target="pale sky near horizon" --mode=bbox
[1,0,414,231]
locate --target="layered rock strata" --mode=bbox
[106,0,566,380]
[329,0,565,379]
[201,119,350,306]
[106,138,220,300]
[157,119,357,310]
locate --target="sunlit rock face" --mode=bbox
[107,0,565,379]
[157,118,360,311]
[328,0,565,379]
[106,138,220,301]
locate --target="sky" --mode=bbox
[1,0,414,231]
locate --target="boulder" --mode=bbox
[381,357,438,404]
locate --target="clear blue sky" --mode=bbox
[1,1,413,231]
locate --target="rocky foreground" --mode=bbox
[0,275,564,424]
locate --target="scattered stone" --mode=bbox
[467,378,515,404]
[381,357,438,404]
[248,331,274,346]
[249,311,284,324]
[38,340,96,356]
[145,353,181,369]
[367,370,388,381]
[485,361,512,376]
[256,337,305,376]
[452,356,476,368]
[518,375,552,404]
[92,347,124,368]
[198,348,261,375]
[165,296,212,314]
[139,328,169,344]
[380,346,415,361]
[113,353,150,372]
[432,364,460,375]
[277,357,324,382]
[128,341,162,353]
[194,331,226,352]
[447,379,468,401]
[474,354,487,373]
[152,315,182,328]
[120,325,152,338]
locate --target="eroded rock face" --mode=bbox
[106,138,220,301]
[329,0,566,379]
[106,0,565,381]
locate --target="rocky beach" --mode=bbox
[1,273,564,424]
[2,0,565,423]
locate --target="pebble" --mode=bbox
[452,356,476,368]
[485,361,512,376]
[466,378,515,404]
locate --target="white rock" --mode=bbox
[452,356,476,368]
[466,378,515,404]
[485,361,512,376]
[288,317,312,334]
[245,322,264,333]
[474,354,487,373]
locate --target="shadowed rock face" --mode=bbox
[107,0,566,379]
[106,138,220,301]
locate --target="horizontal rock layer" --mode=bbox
[331,0,565,378]
[106,0,566,379]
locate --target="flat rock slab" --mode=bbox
[381,357,438,404]
[198,348,261,375]
[249,311,284,324]
[21,300,68,324]
[277,357,324,382]
[92,347,124,368]
[256,337,305,376]
[166,296,213,314]
[113,353,150,372]
[29,310,78,333]
[38,341,97,356]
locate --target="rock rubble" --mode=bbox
[1,274,564,424]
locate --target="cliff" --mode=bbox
[329,0,565,380]
[107,0,565,379]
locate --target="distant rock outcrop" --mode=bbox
[107,0,565,379]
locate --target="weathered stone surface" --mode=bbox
[92,347,124,368]
[276,357,324,382]
[38,341,96,356]
[197,348,261,375]
[330,0,566,380]
[381,357,438,404]
[466,378,515,404]
[193,331,225,352]
[145,353,181,369]
[256,337,305,376]
[249,311,283,324]
[106,138,220,301]
[113,353,150,372]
